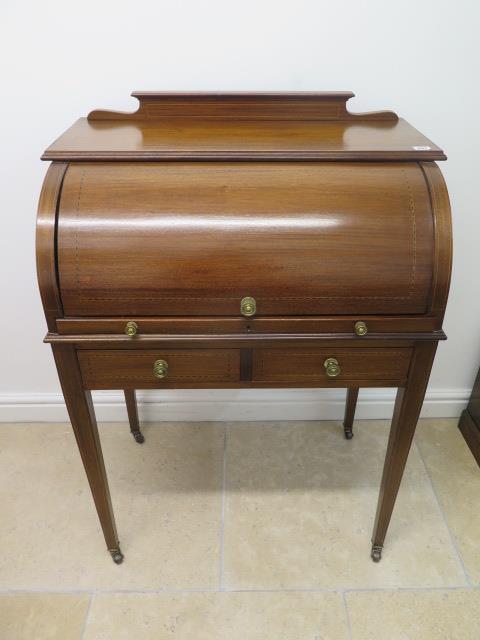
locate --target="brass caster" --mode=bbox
[132,430,145,444]
[343,425,354,440]
[109,548,124,564]
[371,545,383,563]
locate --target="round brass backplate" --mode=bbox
[324,357,341,378]
[354,321,368,336]
[125,321,138,337]
[240,296,256,317]
[153,359,169,379]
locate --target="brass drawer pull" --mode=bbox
[153,359,169,379]
[324,357,341,378]
[125,321,138,337]
[241,296,256,317]
[354,321,368,336]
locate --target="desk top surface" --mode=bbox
[42,92,445,162]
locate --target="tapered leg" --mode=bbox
[124,390,144,443]
[343,387,359,439]
[52,345,123,564]
[370,342,438,562]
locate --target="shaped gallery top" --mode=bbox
[42,91,445,162]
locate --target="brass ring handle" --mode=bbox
[153,359,169,380]
[125,321,138,337]
[354,321,368,337]
[241,296,256,317]
[324,357,341,378]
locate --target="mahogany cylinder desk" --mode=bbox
[36,92,452,564]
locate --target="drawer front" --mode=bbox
[56,315,439,335]
[79,349,240,388]
[253,348,412,385]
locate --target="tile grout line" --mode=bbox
[341,584,480,594]
[80,592,93,640]
[219,423,228,592]
[414,438,473,586]
[221,585,480,594]
[3,420,479,606]
[341,591,353,640]
[2,585,479,596]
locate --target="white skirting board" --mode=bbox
[0,388,469,422]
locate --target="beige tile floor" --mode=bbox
[0,418,479,639]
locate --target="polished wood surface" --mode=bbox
[124,390,144,443]
[79,348,240,388]
[52,345,122,561]
[420,162,453,324]
[458,410,480,468]
[371,341,437,555]
[35,162,67,331]
[343,388,359,439]
[55,316,444,334]
[57,162,435,317]
[37,92,452,564]
[43,118,445,162]
[44,334,440,349]
[77,345,412,389]
[89,91,398,121]
[252,348,411,384]
[42,92,445,162]
[458,367,480,467]
[124,390,140,431]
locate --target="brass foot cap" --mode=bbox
[132,430,145,444]
[371,545,383,563]
[110,548,124,564]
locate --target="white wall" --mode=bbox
[1,0,479,421]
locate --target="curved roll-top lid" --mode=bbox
[57,161,434,317]
[42,92,445,162]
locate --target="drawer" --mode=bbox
[56,316,439,335]
[78,349,240,389]
[253,348,412,385]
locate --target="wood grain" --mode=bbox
[36,162,68,330]
[78,349,241,389]
[124,390,140,434]
[42,117,445,162]
[420,162,453,323]
[52,345,120,552]
[458,367,480,467]
[44,333,445,348]
[371,341,438,550]
[36,92,452,563]
[343,387,359,436]
[253,348,412,384]
[55,316,443,335]
[57,162,435,317]
[88,91,398,121]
